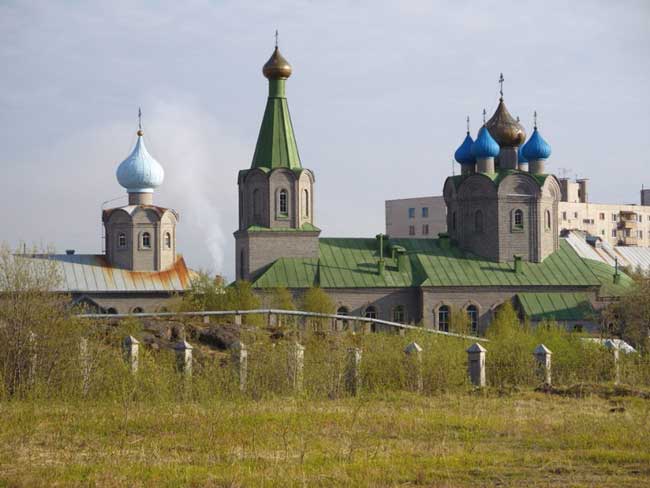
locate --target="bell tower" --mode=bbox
[234,40,320,281]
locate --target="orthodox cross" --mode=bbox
[482,109,486,124]
[533,110,538,129]
[138,107,142,131]
[275,30,279,48]
[466,115,470,133]
[499,72,504,99]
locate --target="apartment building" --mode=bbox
[385,196,446,238]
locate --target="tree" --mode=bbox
[604,271,650,351]
[269,287,295,310]
[300,287,334,314]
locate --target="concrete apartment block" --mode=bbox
[385,196,446,238]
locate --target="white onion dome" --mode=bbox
[116,130,165,193]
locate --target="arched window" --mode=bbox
[337,306,349,316]
[475,210,484,233]
[336,306,349,330]
[279,189,288,215]
[438,305,450,332]
[392,305,405,323]
[364,306,377,319]
[545,210,551,230]
[239,249,245,280]
[303,189,309,217]
[452,211,457,231]
[252,189,261,218]
[106,307,118,315]
[467,305,478,334]
[141,232,151,249]
[164,232,172,248]
[118,232,127,249]
[132,307,144,314]
[513,209,524,230]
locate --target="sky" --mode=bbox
[1,0,649,279]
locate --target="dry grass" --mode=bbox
[1,391,649,487]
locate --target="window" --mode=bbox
[562,211,567,221]
[337,306,349,316]
[611,229,617,238]
[573,212,578,219]
[118,232,127,249]
[601,230,605,236]
[106,308,118,315]
[625,228,631,237]
[279,189,288,215]
[364,306,377,319]
[612,213,617,222]
[392,305,405,323]
[303,189,309,217]
[240,249,245,279]
[599,213,605,220]
[422,224,429,235]
[408,207,415,219]
[545,210,552,230]
[336,306,349,329]
[252,189,261,218]
[164,232,171,249]
[573,324,583,333]
[422,207,429,218]
[142,232,151,249]
[513,209,524,230]
[467,305,478,334]
[438,305,449,332]
[475,210,484,233]
[132,307,144,314]
[409,225,415,236]
[452,212,457,231]
[638,230,643,238]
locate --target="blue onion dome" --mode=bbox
[522,127,552,160]
[471,126,500,158]
[116,130,165,193]
[518,144,528,163]
[454,132,475,166]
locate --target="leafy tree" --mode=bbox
[449,306,470,336]
[604,271,650,351]
[269,287,295,310]
[300,287,335,314]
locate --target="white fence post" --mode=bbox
[467,343,486,388]
[533,344,552,386]
[288,342,305,393]
[604,339,620,385]
[404,342,423,393]
[231,341,248,392]
[174,340,193,377]
[345,347,362,396]
[123,336,140,373]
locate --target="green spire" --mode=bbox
[251,47,302,171]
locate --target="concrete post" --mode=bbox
[467,343,486,388]
[268,312,277,327]
[234,314,242,326]
[345,348,362,396]
[174,340,193,377]
[604,339,620,385]
[231,341,248,391]
[404,342,423,393]
[79,337,91,396]
[203,315,210,325]
[533,344,552,386]
[122,336,140,373]
[288,342,305,393]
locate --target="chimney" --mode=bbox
[394,247,408,272]
[66,249,75,255]
[377,259,385,276]
[438,232,450,250]
[577,179,588,203]
[513,254,523,273]
[641,187,650,206]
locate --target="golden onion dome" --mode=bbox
[485,99,526,147]
[263,47,292,79]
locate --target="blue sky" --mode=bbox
[1,0,648,278]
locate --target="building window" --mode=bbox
[252,188,262,220]
[239,249,245,279]
[467,305,478,334]
[164,232,171,249]
[118,232,127,249]
[392,305,405,323]
[601,230,605,236]
[545,210,551,231]
[409,225,415,236]
[611,229,617,238]
[562,211,567,221]
[422,207,429,218]
[438,305,449,332]
[364,306,377,319]
[452,212,457,231]
[513,209,524,230]
[638,230,643,238]
[422,224,429,235]
[475,210,484,233]
[303,189,309,217]
[625,228,631,237]
[337,306,349,316]
[408,207,415,219]
[106,308,118,315]
[599,213,605,220]
[141,232,151,249]
[573,212,578,219]
[279,189,288,215]
[132,307,144,314]
[612,213,617,222]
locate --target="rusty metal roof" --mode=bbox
[17,254,192,293]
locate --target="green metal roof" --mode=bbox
[251,237,631,297]
[251,79,302,171]
[244,223,320,233]
[517,292,595,321]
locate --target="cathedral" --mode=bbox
[237,45,631,333]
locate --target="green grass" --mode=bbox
[1,392,649,487]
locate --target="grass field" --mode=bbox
[2,391,649,487]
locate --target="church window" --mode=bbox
[142,232,151,249]
[513,209,524,230]
[303,189,309,217]
[392,305,405,323]
[164,232,172,248]
[252,189,261,218]
[437,305,449,332]
[452,212,457,231]
[279,189,288,215]
[545,210,552,230]
[106,308,118,315]
[474,210,484,233]
[337,306,349,316]
[118,232,127,249]
[364,306,377,319]
[467,305,478,334]
[132,307,144,314]
[240,249,245,279]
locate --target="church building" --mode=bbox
[238,45,631,334]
